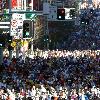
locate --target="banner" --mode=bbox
[11,0,17,9]
[11,0,26,11]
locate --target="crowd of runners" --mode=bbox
[0,50,100,100]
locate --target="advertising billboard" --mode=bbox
[10,0,43,12]
[11,0,26,11]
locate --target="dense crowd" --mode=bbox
[0,7,100,100]
[0,50,100,100]
[57,8,100,50]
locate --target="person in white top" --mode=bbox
[40,84,46,93]
[7,88,16,100]
[31,85,36,99]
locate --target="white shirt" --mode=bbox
[41,85,46,93]
[81,94,86,100]
[31,89,36,97]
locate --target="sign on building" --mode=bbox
[11,0,26,11]
[11,0,35,11]
[12,13,25,20]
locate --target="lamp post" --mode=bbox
[43,0,49,50]
[16,41,20,58]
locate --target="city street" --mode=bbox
[0,0,100,100]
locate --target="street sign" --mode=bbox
[12,13,25,20]
[17,20,23,26]
[13,20,23,38]
[17,20,23,38]
[26,13,37,20]
[11,20,17,27]
[10,19,18,36]
[10,13,24,37]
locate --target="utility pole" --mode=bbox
[16,42,19,58]
[43,0,49,50]
[44,15,49,49]
[31,21,34,53]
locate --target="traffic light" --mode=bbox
[57,8,65,20]
[23,20,32,38]
[70,9,76,18]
